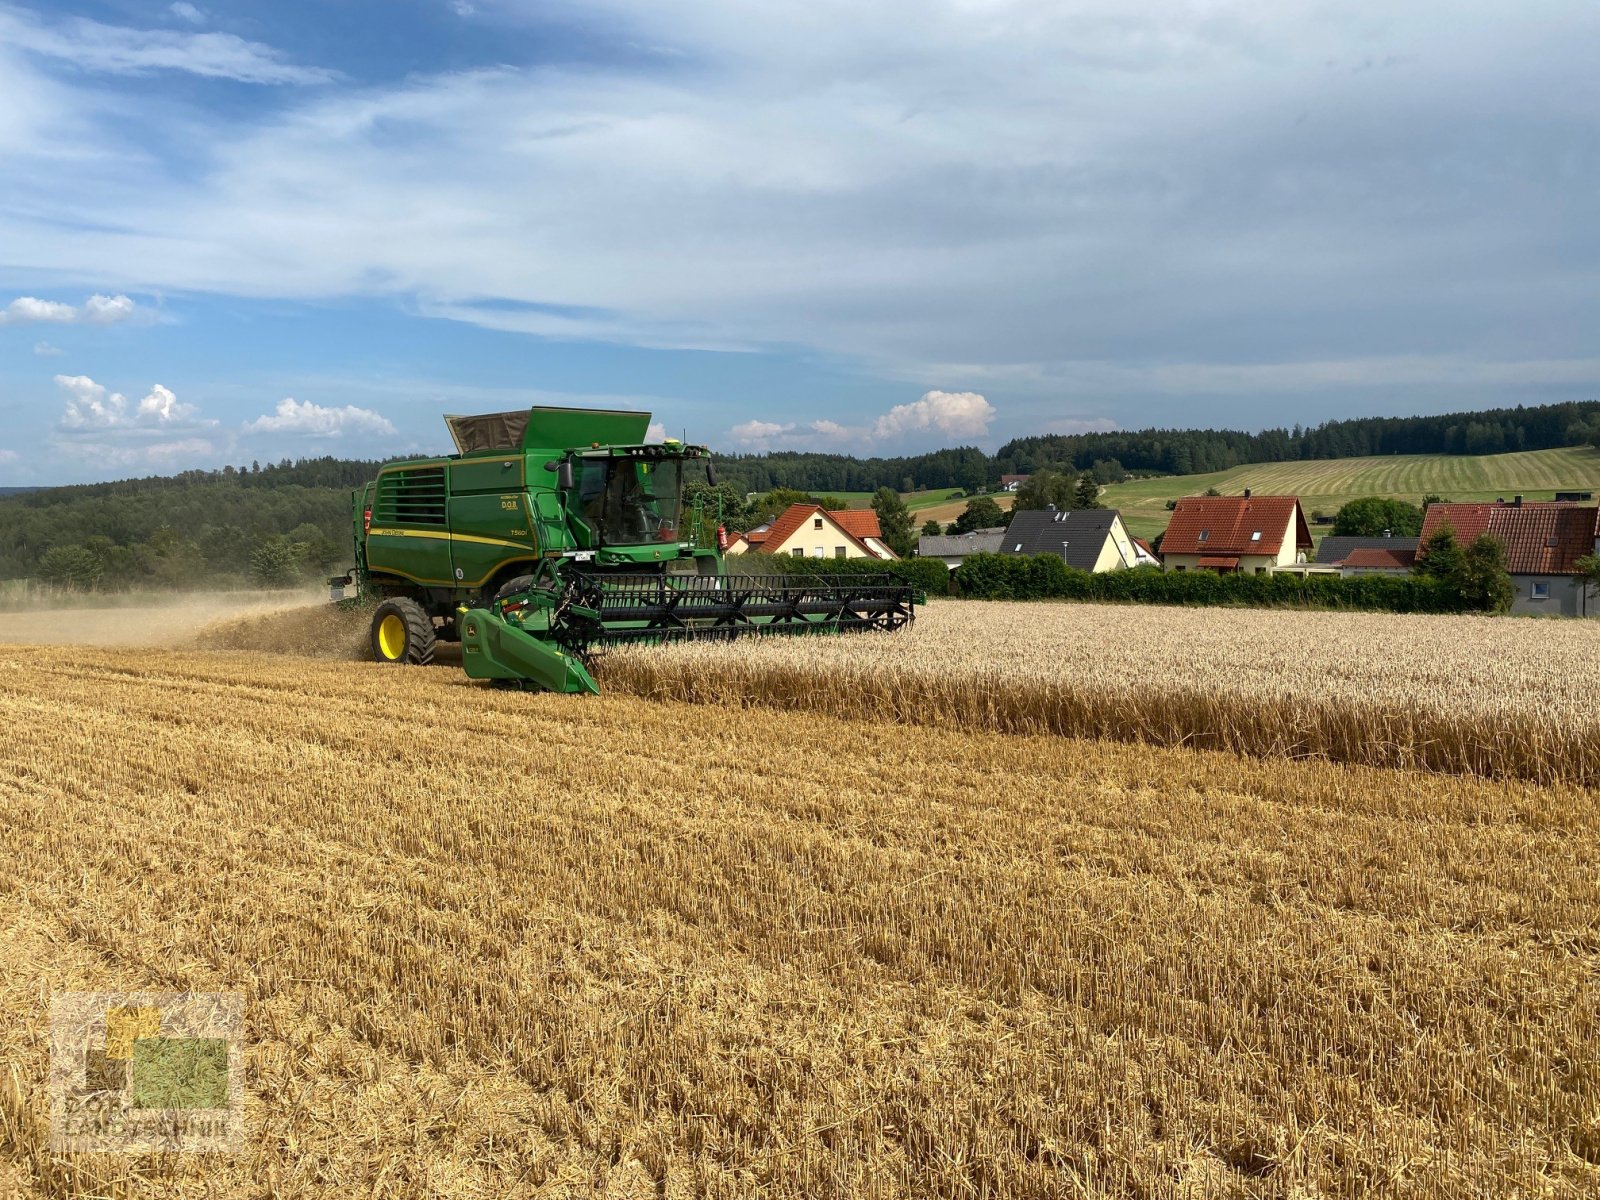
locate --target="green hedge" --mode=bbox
[751,553,952,596]
[950,553,1473,613]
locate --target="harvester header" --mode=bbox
[337,405,916,692]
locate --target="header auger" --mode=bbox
[335,406,917,692]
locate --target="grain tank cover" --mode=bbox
[444,406,653,455]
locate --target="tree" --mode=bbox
[1014,469,1076,511]
[871,487,916,557]
[1073,474,1102,509]
[951,496,1005,534]
[1203,486,1223,497]
[1575,554,1600,612]
[1332,497,1425,537]
[1455,534,1514,613]
[920,518,942,537]
[1414,525,1464,580]
[250,536,300,589]
[37,545,102,591]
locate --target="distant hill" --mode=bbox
[0,487,40,497]
[1101,446,1600,541]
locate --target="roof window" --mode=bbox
[1197,530,1209,542]
[1251,531,1261,541]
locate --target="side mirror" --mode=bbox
[557,460,574,490]
[706,460,719,486]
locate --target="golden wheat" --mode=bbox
[0,645,1596,1198]
[603,599,1600,785]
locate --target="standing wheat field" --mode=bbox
[604,599,1600,785]
[1,644,1596,1198]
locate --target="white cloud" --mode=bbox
[2,0,1599,412]
[243,397,397,438]
[33,340,62,357]
[645,420,667,442]
[168,2,204,24]
[0,7,334,85]
[0,293,142,326]
[56,374,125,429]
[55,437,217,469]
[450,0,475,15]
[56,375,198,429]
[728,395,991,450]
[871,391,995,441]
[729,419,792,449]
[0,449,20,466]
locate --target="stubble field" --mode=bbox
[1,607,1597,1196]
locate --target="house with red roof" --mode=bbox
[1158,491,1313,574]
[1418,498,1600,615]
[724,503,897,560]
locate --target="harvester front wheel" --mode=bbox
[370,598,436,666]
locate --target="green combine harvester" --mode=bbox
[334,406,917,693]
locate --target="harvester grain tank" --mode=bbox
[336,406,917,692]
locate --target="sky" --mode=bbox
[1,0,1598,484]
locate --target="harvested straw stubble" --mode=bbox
[602,599,1600,786]
[0,645,1596,1198]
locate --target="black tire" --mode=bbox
[370,597,436,665]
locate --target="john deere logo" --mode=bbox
[50,992,244,1152]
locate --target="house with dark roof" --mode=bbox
[724,503,896,560]
[1159,492,1313,574]
[1315,535,1420,574]
[999,508,1157,571]
[1419,499,1600,615]
[918,527,1007,569]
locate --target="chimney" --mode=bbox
[1045,503,1056,512]
[1243,488,1252,499]
[1514,495,1523,506]
[1382,528,1391,538]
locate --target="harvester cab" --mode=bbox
[340,405,917,693]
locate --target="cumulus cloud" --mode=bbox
[243,397,397,438]
[729,419,791,448]
[168,2,204,24]
[0,293,142,326]
[871,391,995,441]
[0,6,334,85]
[56,374,198,429]
[33,340,61,356]
[0,449,20,466]
[729,393,993,450]
[645,421,667,442]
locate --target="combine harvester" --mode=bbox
[334,406,918,693]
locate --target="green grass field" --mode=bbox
[1100,445,1600,541]
[827,487,965,512]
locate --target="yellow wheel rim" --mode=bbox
[376,614,408,660]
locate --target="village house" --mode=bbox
[1000,508,1159,571]
[1159,492,1312,574]
[1314,535,1420,576]
[999,474,1031,492]
[724,503,897,560]
[1418,498,1600,615]
[917,527,1007,569]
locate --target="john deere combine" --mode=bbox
[336,406,916,693]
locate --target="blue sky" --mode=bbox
[2,0,1599,484]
